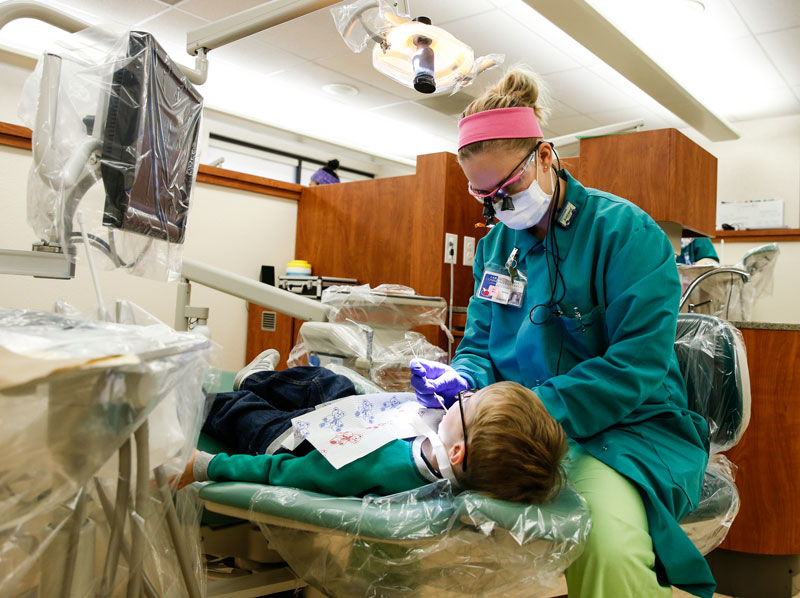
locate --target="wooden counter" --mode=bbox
[721,325,800,554]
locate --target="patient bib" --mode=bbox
[283,392,441,470]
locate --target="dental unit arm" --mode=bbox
[175,258,328,333]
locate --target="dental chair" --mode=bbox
[288,285,451,392]
[679,243,780,320]
[195,313,749,597]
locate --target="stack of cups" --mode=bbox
[286,260,312,276]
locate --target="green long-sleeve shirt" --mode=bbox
[196,438,434,497]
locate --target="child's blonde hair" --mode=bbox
[462,381,567,504]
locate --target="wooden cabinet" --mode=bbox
[721,326,800,554]
[292,152,489,349]
[577,128,717,237]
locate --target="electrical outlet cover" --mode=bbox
[444,233,458,264]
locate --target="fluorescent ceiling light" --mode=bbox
[524,0,739,141]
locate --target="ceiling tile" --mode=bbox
[136,8,207,52]
[209,36,306,75]
[409,0,496,24]
[46,0,168,28]
[501,2,604,68]
[546,98,579,120]
[178,0,266,22]
[759,27,800,86]
[443,10,580,75]
[371,100,459,140]
[662,34,789,118]
[274,61,407,111]
[729,0,800,34]
[413,91,476,117]
[585,106,656,129]
[543,114,601,138]
[727,86,800,121]
[544,68,639,114]
[251,7,344,62]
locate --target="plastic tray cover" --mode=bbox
[20,27,203,281]
[249,480,590,598]
[0,308,213,597]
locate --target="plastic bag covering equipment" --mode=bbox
[21,28,203,281]
[0,308,214,598]
[678,243,780,321]
[288,284,451,391]
[331,0,503,95]
[198,478,589,598]
[674,313,751,454]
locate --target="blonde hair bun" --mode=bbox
[465,67,550,125]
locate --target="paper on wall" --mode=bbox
[717,199,784,230]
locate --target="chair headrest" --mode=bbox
[674,314,751,453]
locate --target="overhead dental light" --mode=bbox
[333,0,502,95]
[372,16,474,94]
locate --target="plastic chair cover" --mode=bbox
[674,314,751,453]
[289,284,449,391]
[0,308,212,597]
[680,454,740,555]
[246,479,590,598]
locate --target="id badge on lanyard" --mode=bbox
[477,247,527,308]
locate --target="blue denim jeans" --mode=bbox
[202,366,356,455]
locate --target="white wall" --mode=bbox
[680,116,800,324]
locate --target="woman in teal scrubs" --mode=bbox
[410,69,713,597]
[678,237,719,264]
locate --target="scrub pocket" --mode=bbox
[547,304,607,373]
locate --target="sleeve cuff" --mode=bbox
[193,451,216,482]
[455,369,476,389]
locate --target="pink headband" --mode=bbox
[457,107,543,151]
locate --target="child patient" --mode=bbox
[181,351,568,504]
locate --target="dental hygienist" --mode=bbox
[410,69,713,598]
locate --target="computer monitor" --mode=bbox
[100,31,203,244]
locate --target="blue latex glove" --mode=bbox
[409,358,470,408]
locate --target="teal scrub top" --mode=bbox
[678,237,719,265]
[452,170,714,598]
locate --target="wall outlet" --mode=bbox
[444,233,458,264]
[463,235,476,266]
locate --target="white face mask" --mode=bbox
[495,160,554,230]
